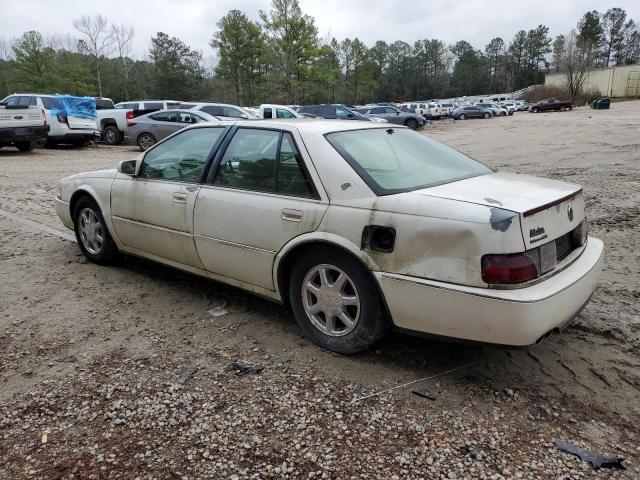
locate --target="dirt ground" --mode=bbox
[0,101,639,479]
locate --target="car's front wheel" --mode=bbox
[532,107,539,113]
[73,197,117,264]
[483,112,490,119]
[137,133,156,151]
[459,114,466,120]
[289,247,388,354]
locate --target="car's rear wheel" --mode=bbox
[137,133,156,151]
[404,118,418,130]
[532,107,539,113]
[483,112,490,119]
[103,125,122,145]
[15,141,35,152]
[73,197,117,264]
[459,114,466,120]
[500,111,506,116]
[289,247,389,354]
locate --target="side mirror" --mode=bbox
[117,159,137,176]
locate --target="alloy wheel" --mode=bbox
[302,264,360,337]
[78,208,104,254]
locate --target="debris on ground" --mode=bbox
[227,361,263,376]
[208,307,228,317]
[412,387,439,400]
[555,438,626,470]
[56,355,78,363]
[178,366,199,384]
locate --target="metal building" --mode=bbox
[545,64,640,98]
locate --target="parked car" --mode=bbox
[452,106,492,120]
[499,101,517,114]
[297,104,387,122]
[299,112,323,119]
[114,100,182,118]
[530,98,573,112]
[258,104,304,119]
[439,102,456,116]
[93,97,131,145]
[124,109,219,151]
[2,94,99,146]
[400,102,442,120]
[475,103,509,116]
[354,105,424,129]
[54,119,603,354]
[0,101,49,152]
[179,102,258,120]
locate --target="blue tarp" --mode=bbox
[51,95,96,119]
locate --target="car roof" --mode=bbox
[182,118,399,134]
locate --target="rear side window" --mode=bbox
[144,102,164,111]
[222,106,243,118]
[95,99,114,109]
[276,108,295,118]
[179,103,196,109]
[18,96,35,106]
[202,105,224,116]
[214,129,314,197]
[153,111,178,122]
[40,97,62,110]
[263,109,273,119]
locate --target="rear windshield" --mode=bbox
[326,128,491,195]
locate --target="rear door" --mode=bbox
[193,126,328,289]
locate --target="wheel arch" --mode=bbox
[68,186,106,221]
[273,233,382,306]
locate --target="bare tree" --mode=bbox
[111,23,135,98]
[73,14,113,96]
[558,31,594,104]
[45,33,80,52]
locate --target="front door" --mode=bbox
[193,127,328,289]
[111,126,227,268]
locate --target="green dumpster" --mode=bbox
[592,98,611,109]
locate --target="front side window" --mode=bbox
[139,127,224,183]
[179,112,201,124]
[202,105,223,116]
[153,111,178,122]
[335,107,351,118]
[326,128,491,195]
[222,106,243,118]
[276,108,295,118]
[3,96,18,105]
[214,129,314,197]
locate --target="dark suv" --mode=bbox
[297,104,374,121]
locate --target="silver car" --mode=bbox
[124,109,218,151]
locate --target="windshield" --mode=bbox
[326,128,491,195]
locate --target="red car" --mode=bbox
[530,98,573,112]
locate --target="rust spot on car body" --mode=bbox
[489,207,517,232]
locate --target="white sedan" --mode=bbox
[54,120,604,354]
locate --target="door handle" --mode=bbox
[173,192,188,203]
[282,208,303,222]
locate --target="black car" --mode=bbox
[452,106,492,120]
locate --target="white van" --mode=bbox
[1,94,99,146]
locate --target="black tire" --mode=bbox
[35,138,47,148]
[103,125,122,145]
[289,247,389,354]
[73,196,118,265]
[15,141,35,152]
[567,106,573,111]
[459,114,466,120]
[404,118,418,130]
[483,112,490,119]
[137,133,156,151]
[532,107,538,113]
[499,111,506,116]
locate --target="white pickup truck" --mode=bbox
[95,97,131,145]
[0,102,49,152]
[257,104,304,119]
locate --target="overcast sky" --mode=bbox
[2,0,639,59]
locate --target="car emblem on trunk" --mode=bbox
[567,206,574,222]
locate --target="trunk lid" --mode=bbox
[411,172,585,248]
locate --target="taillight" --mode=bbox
[57,114,68,124]
[482,253,539,284]
[42,109,47,125]
[126,110,135,126]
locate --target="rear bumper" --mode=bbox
[375,237,604,346]
[0,125,50,142]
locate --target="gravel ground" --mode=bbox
[0,101,639,479]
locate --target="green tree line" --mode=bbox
[0,2,638,105]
